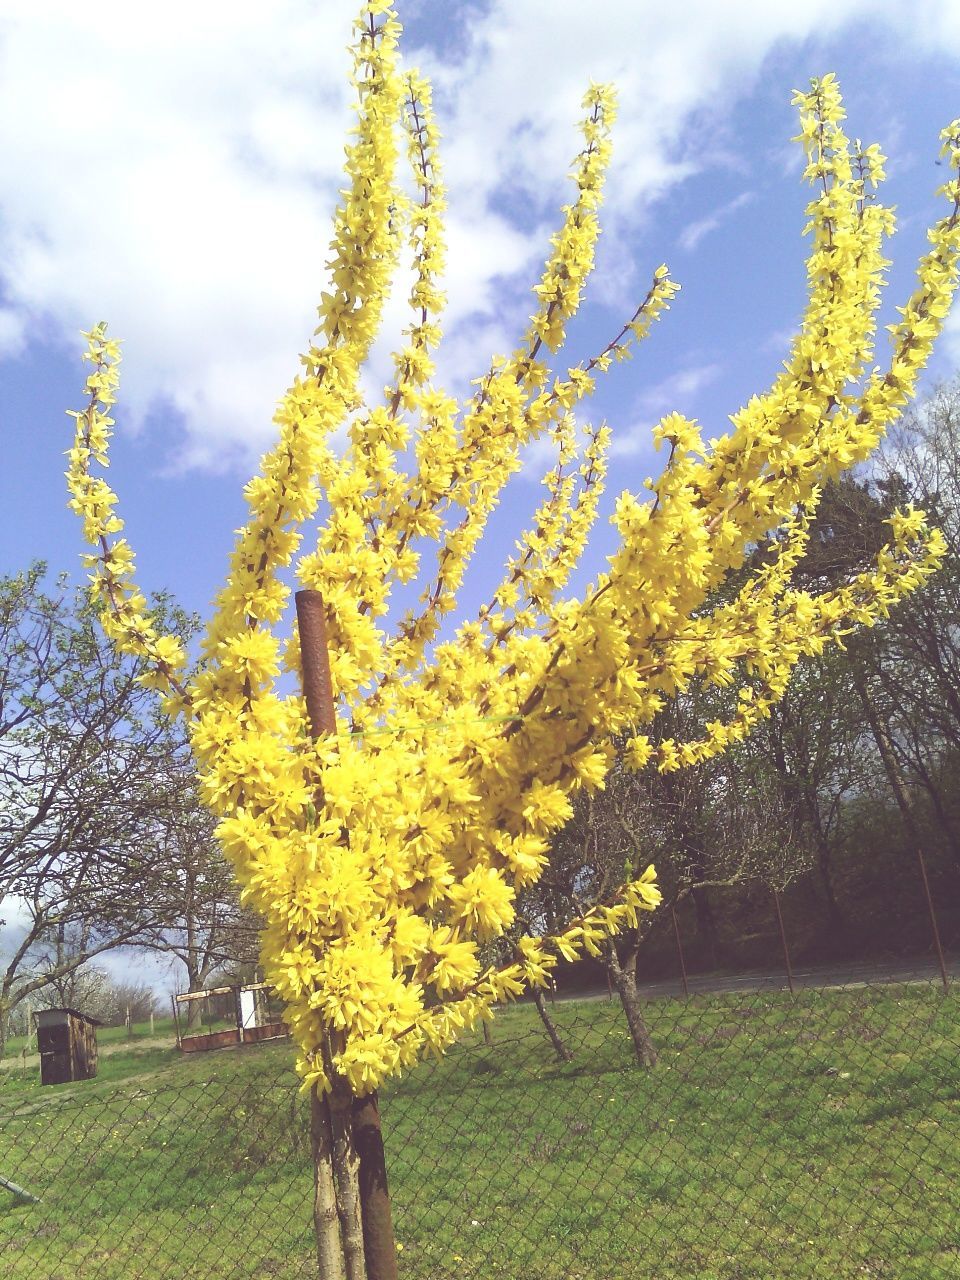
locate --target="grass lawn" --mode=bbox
[1,984,959,1279]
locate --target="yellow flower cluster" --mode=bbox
[66,10,960,1102]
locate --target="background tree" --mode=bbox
[756,654,865,933]
[135,768,260,1027]
[0,565,196,1055]
[537,691,811,1067]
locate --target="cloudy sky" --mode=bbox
[2,0,960,622]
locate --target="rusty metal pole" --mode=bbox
[297,591,364,1280]
[772,889,795,996]
[671,906,689,999]
[297,590,398,1280]
[913,843,950,994]
[297,590,338,738]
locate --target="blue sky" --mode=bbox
[1,0,960,627]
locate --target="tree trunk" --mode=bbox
[297,590,399,1279]
[328,1073,367,1280]
[814,831,845,931]
[185,972,203,1029]
[352,1092,398,1280]
[852,663,950,989]
[604,943,657,1068]
[690,884,721,969]
[311,1085,347,1280]
[912,762,960,873]
[481,1019,494,1046]
[185,915,203,1029]
[532,987,572,1062]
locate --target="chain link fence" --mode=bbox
[1,970,958,1279]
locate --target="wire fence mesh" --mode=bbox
[1,970,958,1279]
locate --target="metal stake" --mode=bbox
[913,843,950,993]
[671,906,689,998]
[772,889,795,995]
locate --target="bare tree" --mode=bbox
[0,565,193,1054]
[134,769,260,1026]
[529,690,810,1069]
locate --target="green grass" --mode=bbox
[2,985,959,1278]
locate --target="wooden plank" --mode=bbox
[240,1022,289,1044]
[175,986,234,1003]
[178,1029,241,1054]
[40,1051,73,1086]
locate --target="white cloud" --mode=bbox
[942,304,960,371]
[0,0,956,469]
[0,306,23,356]
[0,1,358,467]
[678,192,755,253]
[637,363,724,412]
[610,362,723,458]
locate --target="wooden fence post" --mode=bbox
[772,889,795,995]
[297,589,399,1280]
[671,906,689,998]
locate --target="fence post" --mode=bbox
[170,995,182,1051]
[233,987,244,1046]
[913,843,950,993]
[772,889,795,995]
[671,906,689,998]
[297,589,398,1280]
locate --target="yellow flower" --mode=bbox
[64,29,960,1093]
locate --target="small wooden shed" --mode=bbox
[36,1008,101,1086]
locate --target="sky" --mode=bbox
[3,0,960,623]
[2,1,960,993]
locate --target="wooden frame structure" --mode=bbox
[171,981,287,1053]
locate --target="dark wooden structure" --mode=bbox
[36,1008,101,1085]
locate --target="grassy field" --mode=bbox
[2,1014,230,1064]
[1,984,959,1279]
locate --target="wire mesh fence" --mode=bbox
[1,970,958,1279]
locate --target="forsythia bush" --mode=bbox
[66,3,960,1095]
